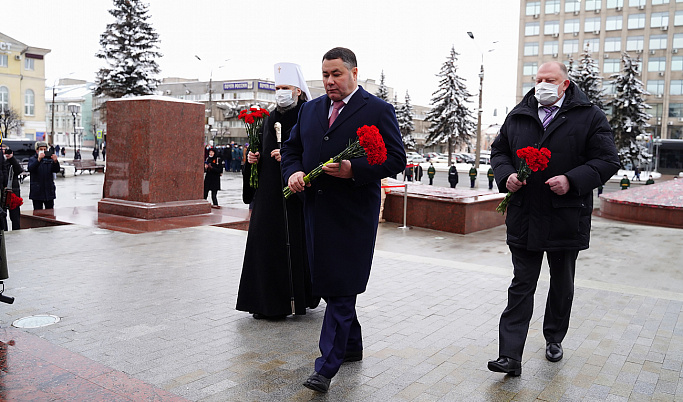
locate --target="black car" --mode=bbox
[1,139,36,163]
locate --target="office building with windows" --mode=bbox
[0,32,50,139]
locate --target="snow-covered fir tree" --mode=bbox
[94,0,162,98]
[396,90,416,150]
[425,46,476,158]
[609,52,652,168]
[569,45,605,109]
[375,70,389,102]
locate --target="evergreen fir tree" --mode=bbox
[569,45,604,109]
[94,0,162,98]
[375,70,389,102]
[609,52,652,168]
[425,46,476,158]
[396,90,416,150]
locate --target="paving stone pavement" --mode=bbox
[1,171,682,401]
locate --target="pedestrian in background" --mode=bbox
[620,175,630,190]
[632,165,641,181]
[415,163,423,182]
[488,61,619,377]
[448,164,459,188]
[487,167,495,190]
[223,144,233,171]
[427,163,436,185]
[203,147,222,209]
[28,141,61,210]
[469,164,477,188]
[74,149,81,160]
[646,175,655,185]
[92,146,99,161]
[2,148,23,230]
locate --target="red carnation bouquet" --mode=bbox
[238,107,270,188]
[496,146,551,214]
[283,125,388,199]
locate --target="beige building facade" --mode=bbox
[0,32,50,139]
[517,0,683,140]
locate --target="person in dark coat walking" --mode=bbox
[488,62,619,377]
[223,144,233,171]
[237,62,318,319]
[203,148,222,208]
[92,146,99,161]
[28,141,61,210]
[448,164,459,188]
[415,163,423,182]
[2,148,24,230]
[282,48,406,393]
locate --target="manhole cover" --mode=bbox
[12,315,61,328]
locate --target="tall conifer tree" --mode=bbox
[570,45,605,109]
[375,70,389,102]
[396,90,416,150]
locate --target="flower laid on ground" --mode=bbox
[496,146,551,214]
[238,107,270,188]
[283,125,388,199]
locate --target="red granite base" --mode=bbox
[98,198,211,220]
[599,180,683,228]
[382,181,506,234]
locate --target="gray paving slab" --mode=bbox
[3,171,682,401]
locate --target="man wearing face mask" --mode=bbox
[488,62,619,376]
[237,62,319,320]
[27,141,61,210]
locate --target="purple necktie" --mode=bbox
[541,106,558,129]
[328,101,345,127]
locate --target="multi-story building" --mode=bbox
[0,32,50,140]
[45,79,97,151]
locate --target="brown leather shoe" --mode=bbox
[487,357,522,376]
[303,371,331,393]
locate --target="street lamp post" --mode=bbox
[67,103,80,158]
[467,32,493,172]
[653,137,663,172]
[194,56,229,144]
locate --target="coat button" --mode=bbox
[317,190,323,195]
[323,136,329,141]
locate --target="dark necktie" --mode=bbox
[541,106,558,129]
[328,101,345,127]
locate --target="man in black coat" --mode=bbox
[2,148,24,230]
[28,141,61,210]
[488,62,619,376]
[282,47,406,393]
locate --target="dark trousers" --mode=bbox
[429,177,434,185]
[204,188,218,206]
[315,295,362,378]
[470,178,476,188]
[489,180,494,190]
[32,200,54,210]
[9,207,20,230]
[498,246,578,361]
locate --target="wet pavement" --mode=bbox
[1,168,682,400]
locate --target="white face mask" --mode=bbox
[275,89,295,107]
[534,82,561,105]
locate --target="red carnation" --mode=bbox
[497,146,552,214]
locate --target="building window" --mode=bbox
[585,17,601,32]
[24,57,34,71]
[524,42,539,56]
[544,40,559,55]
[606,16,623,31]
[626,35,645,51]
[650,35,668,50]
[629,0,646,6]
[651,12,669,28]
[585,0,602,10]
[565,19,580,34]
[671,80,683,95]
[523,62,538,76]
[0,54,7,68]
[522,82,535,94]
[650,104,663,118]
[24,89,35,116]
[669,103,683,117]
[674,33,683,48]
[603,80,616,95]
[605,37,622,52]
[0,86,8,110]
[526,22,540,36]
[584,38,600,52]
[674,11,683,26]
[628,14,646,29]
[649,57,667,71]
[647,80,665,95]
[607,0,624,7]
[526,1,541,15]
[565,0,581,12]
[564,39,579,54]
[672,56,683,71]
[546,0,560,14]
[604,59,621,73]
[544,20,560,35]
[652,0,669,4]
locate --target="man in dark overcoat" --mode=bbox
[281,47,406,393]
[488,61,619,376]
[28,141,61,210]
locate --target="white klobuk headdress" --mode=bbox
[274,62,313,102]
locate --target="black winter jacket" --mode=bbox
[491,83,619,251]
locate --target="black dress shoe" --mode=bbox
[303,371,331,393]
[487,357,522,376]
[546,342,563,362]
[343,349,363,363]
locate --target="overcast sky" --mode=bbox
[5,0,520,122]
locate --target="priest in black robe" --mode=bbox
[236,62,319,318]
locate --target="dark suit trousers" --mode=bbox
[498,246,578,361]
[315,295,362,378]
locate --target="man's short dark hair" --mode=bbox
[323,47,357,70]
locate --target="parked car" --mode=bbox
[1,139,36,163]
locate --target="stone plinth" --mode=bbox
[382,180,506,234]
[98,96,210,219]
[599,179,683,229]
